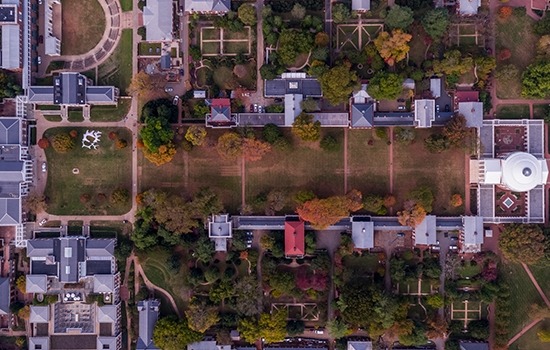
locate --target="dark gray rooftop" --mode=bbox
[50,335,97,350]
[265,78,322,97]
[86,239,115,257]
[86,87,116,103]
[29,73,116,105]
[137,299,160,350]
[54,73,87,105]
[0,5,16,23]
[31,260,57,276]
[56,237,85,283]
[0,197,19,225]
[0,118,21,144]
[459,341,489,350]
[86,260,112,275]
[0,277,9,315]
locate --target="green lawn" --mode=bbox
[393,128,466,215]
[202,41,221,55]
[501,262,545,336]
[89,220,132,238]
[90,98,132,122]
[44,115,62,122]
[140,129,242,212]
[36,105,61,111]
[137,247,189,312]
[528,264,550,301]
[224,28,250,40]
[43,127,132,215]
[348,129,390,196]
[496,104,530,119]
[138,42,161,56]
[120,0,132,11]
[495,10,539,99]
[61,0,106,55]
[68,109,84,122]
[201,27,220,40]
[509,318,550,350]
[98,29,133,94]
[246,130,345,209]
[342,253,383,279]
[224,41,250,55]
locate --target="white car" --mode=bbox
[41,162,47,173]
[37,56,42,65]
[164,86,173,93]
[38,218,48,226]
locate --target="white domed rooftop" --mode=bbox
[501,152,549,192]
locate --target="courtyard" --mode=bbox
[61,0,106,55]
[43,127,132,215]
[200,27,252,56]
[335,23,384,52]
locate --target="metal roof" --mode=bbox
[352,0,370,10]
[0,5,17,23]
[26,274,48,293]
[347,341,373,350]
[86,87,116,103]
[184,0,230,12]
[143,0,173,41]
[29,337,50,350]
[30,305,50,323]
[0,118,21,144]
[0,277,9,315]
[93,274,115,293]
[414,215,437,245]
[265,77,322,97]
[0,198,20,225]
[351,217,374,249]
[351,103,374,128]
[137,299,160,350]
[1,24,21,69]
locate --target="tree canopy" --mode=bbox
[277,29,314,67]
[292,113,322,141]
[153,316,202,350]
[522,62,550,98]
[238,4,256,25]
[332,3,351,24]
[238,311,288,344]
[185,300,220,333]
[499,224,546,264]
[367,72,403,100]
[318,64,360,105]
[385,5,414,30]
[185,125,207,146]
[296,190,363,229]
[421,9,449,40]
[0,70,22,99]
[374,29,412,66]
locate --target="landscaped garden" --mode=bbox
[42,127,132,215]
[61,0,106,55]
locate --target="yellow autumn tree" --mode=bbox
[296,190,363,229]
[397,200,427,228]
[143,143,177,166]
[374,29,412,66]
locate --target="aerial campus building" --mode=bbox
[26,233,122,350]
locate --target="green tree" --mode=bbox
[374,29,413,66]
[0,70,22,99]
[301,98,320,112]
[432,50,473,76]
[185,300,220,333]
[367,72,403,100]
[153,316,202,350]
[385,5,414,30]
[209,279,235,303]
[499,224,546,264]
[522,62,550,98]
[399,324,427,346]
[363,194,387,215]
[320,135,339,152]
[260,64,279,80]
[191,187,224,220]
[110,188,129,204]
[269,270,295,294]
[193,100,210,118]
[277,29,314,66]
[424,133,450,153]
[426,294,444,309]
[421,9,449,40]
[291,3,306,19]
[16,275,25,294]
[318,64,360,105]
[238,4,256,25]
[409,186,434,212]
[238,311,288,344]
[292,113,321,141]
[534,13,550,35]
[262,123,283,144]
[286,320,305,336]
[294,190,317,204]
[140,190,199,235]
[193,236,215,264]
[326,319,351,339]
[468,319,489,340]
[394,127,415,144]
[140,116,175,152]
[333,3,351,24]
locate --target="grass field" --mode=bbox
[137,247,188,312]
[393,128,465,215]
[202,42,221,55]
[224,41,250,54]
[348,129,390,196]
[138,42,161,56]
[68,109,84,122]
[120,0,132,11]
[44,127,132,215]
[201,27,221,40]
[496,104,530,119]
[98,29,133,94]
[528,264,550,300]
[495,10,539,99]
[43,115,63,122]
[89,220,132,238]
[140,129,242,212]
[90,98,132,122]
[61,0,106,55]
[509,318,550,350]
[246,130,345,207]
[533,104,548,120]
[501,262,545,336]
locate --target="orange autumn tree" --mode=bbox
[374,29,412,66]
[450,194,463,207]
[397,200,427,228]
[242,138,272,161]
[296,190,363,229]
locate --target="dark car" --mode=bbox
[246,231,253,248]
[38,35,43,44]
[444,104,450,112]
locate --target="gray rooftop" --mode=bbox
[86,87,116,103]
[86,239,115,258]
[98,305,117,324]
[29,337,50,350]
[98,337,118,350]
[351,103,374,128]
[459,341,488,350]
[0,161,24,181]
[0,118,21,144]
[347,341,373,350]
[0,277,9,315]
[56,237,85,283]
[352,0,370,10]
[93,274,115,293]
[143,0,173,41]
[1,24,21,69]
[137,299,160,350]
[26,274,48,293]
[414,215,437,245]
[210,106,232,123]
[30,305,50,323]
[185,0,230,12]
[0,197,20,225]
[265,78,322,97]
[351,216,374,249]
[54,73,87,105]
[462,216,484,245]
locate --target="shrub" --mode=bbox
[263,123,283,144]
[80,194,91,203]
[498,48,511,61]
[69,130,78,138]
[320,135,339,152]
[97,193,107,202]
[37,138,50,149]
[111,188,129,204]
[52,133,75,153]
[108,131,118,140]
[375,127,388,140]
[450,194,463,207]
[116,139,128,149]
[498,6,512,19]
[182,139,194,152]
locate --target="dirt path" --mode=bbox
[241,157,246,208]
[134,257,182,317]
[389,127,394,215]
[464,154,471,215]
[508,318,543,346]
[521,262,550,308]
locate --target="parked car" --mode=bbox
[37,56,41,65]
[164,86,174,93]
[179,68,184,76]
[38,218,48,226]
[38,35,43,44]
[41,162,47,173]
[253,104,258,113]
[313,329,324,334]
[396,232,405,238]
[245,231,253,248]
[172,95,180,105]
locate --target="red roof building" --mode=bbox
[284,218,305,259]
[206,98,236,128]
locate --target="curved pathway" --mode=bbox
[38,0,127,76]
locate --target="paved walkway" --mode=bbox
[38,0,129,76]
[343,127,348,193]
